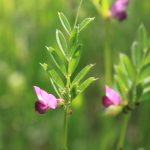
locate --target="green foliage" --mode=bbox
[70,44,82,75]
[79,17,95,32]
[114,25,150,104]
[69,26,79,57]
[131,41,141,67]
[138,24,147,49]
[78,77,97,92]
[138,63,150,81]
[120,53,134,80]
[58,12,72,35]
[114,75,126,99]
[72,64,95,85]
[40,12,95,107]
[46,46,67,75]
[56,30,69,59]
[40,63,65,89]
[114,65,129,89]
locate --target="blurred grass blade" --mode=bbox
[50,78,61,98]
[46,47,67,75]
[79,17,95,32]
[114,65,129,88]
[78,77,96,92]
[58,12,71,35]
[138,62,150,81]
[131,41,141,67]
[69,26,78,57]
[138,24,147,49]
[40,63,65,89]
[120,53,134,80]
[72,64,95,85]
[56,30,69,59]
[139,87,150,102]
[114,75,126,99]
[70,44,82,75]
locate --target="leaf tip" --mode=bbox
[94,78,99,81]
[91,17,95,20]
[45,46,49,50]
[91,63,96,67]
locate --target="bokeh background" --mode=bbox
[0,0,150,150]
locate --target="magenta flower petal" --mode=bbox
[33,86,58,113]
[102,85,121,107]
[110,0,129,21]
[102,95,113,107]
[35,100,48,114]
[45,94,57,109]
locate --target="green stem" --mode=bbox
[116,112,130,150]
[104,20,111,86]
[62,108,69,150]
[91,0,103,17]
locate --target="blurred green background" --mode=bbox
[0,0,150,150]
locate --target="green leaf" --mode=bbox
[143,76,150,88]
[69,26,78,57]
[127,84,134,102]
[138,62,150,81]
[79,17,95,32]
[71,83,79,101]
[40,63,65,89]
[70,44,82,75]
[138,24,147,49]
[50,78,61,98]
[144,52,150,65]
[78,77,96,92]
[114,65,129,88]
[56,30,68,59]
[148,37,150,48]
[131,41,141,67]
[139,87,150,102]
[46,47,67,75]
[114,75,126,99]
[120,53,134,80]
[58,12,72,36]
[136,82,144,101]
[72,64,95,85]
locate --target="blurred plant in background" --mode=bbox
[104,25,150,150]
[0,0,150,150]
[91,0,129,86]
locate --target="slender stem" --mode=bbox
[74,0,83,27]
[104,20,112,86]
[62,108,69,150]
[91,0,103,17]
[116,112,130,150]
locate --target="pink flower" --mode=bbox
[33,86,62,114]
[110,0,129,21]
[102,85,121,107]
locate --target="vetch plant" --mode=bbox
[91,0,129,86]
[103,24,150,150]
[33,1,96,149]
